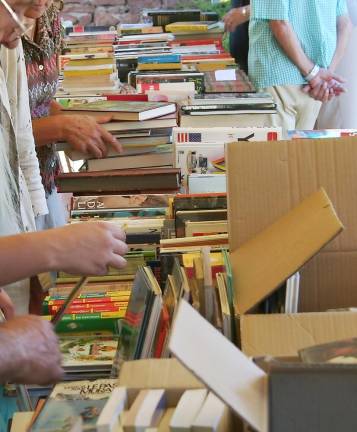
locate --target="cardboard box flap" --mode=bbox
[229,188,343,314]
[118,358,203,390]
[240,311,357,358]
[169,300,268,432]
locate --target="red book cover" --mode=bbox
[48,302,127,315]
[104,94,149,101]
[154,306,170,358]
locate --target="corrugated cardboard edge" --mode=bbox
[118,358,204,390]
[227,188,343,314]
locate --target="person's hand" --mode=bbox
[223,7,249,32]
[49,221,128,275]
[60,114,122,158]
[0,316,63,385]
[302,68,346,102]
[0,289,15,320]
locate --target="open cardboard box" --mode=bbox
[226,136,357,312]
[118,358,239,430]
[225,139,357,357]
[169,300,357,432]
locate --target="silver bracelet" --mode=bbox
[304,64,320,82]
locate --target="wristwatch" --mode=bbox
[241,6,247,16]
[304,64,320,82]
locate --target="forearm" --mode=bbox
[0,230,61,284]
[32,115,64,147]
[270,20,314,76]
[329,15,352,72]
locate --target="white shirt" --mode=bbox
[0,42,48,313]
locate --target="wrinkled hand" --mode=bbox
[0,288,14,320]
[223,7,248,32]
[50,221,128,275]
[61,114,122,158]
[302,68,346,102]
[0,316,63,385]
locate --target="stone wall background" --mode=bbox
[60,0,178,27]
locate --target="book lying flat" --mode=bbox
[63,100,176,121]
[56,168,181,194]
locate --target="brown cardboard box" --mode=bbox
[118,358,239,431]
[169,300,357,432]
[240,311,357,357]
[226,137,357,312]
[226,182,357,357]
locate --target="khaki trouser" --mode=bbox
[264,85,322,135]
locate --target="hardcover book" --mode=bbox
[63,100,176,121]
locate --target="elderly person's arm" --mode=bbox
[0,316,63,384]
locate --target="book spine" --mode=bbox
[138,54,181,64]
[51,312,123,333]
[44,295,130,304]
[167,25,209,32]
[48,302,127,315]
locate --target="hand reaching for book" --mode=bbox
[60,114,123,158]
[0,316,63,385]
[50,221,129,275]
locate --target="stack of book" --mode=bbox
[179,92,277,128]
[67,193,174,248]
[57,335,121,380]
[47,280,133,336]
[115,32,175,81]
[63,30,117,55]
[137,53,182,72]
[118,23,164,35]
[59,99,178,172]
[60,52,119,94]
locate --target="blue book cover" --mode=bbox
[137,53,181,64]
[31,379,117,432]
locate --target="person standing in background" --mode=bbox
[22,0,122,231]
[316,0,357,129]
[248,0,351,132]
[223,0,250,73]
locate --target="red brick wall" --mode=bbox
[61,0,178,27]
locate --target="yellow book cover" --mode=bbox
[196,61,236,72]
[137,62,182,71]
[67,58,115,67]
[166,21,219,32]
[63,68,114,77]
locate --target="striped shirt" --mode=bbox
[248,0,348,88]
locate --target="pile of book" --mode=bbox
[63,30,117,55]
[60,52,119,94]
[179,89,277,129]
[67,193,173,247]
[115,32,175,82]
[58,98,178,172]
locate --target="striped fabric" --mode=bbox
[248,0,348,88]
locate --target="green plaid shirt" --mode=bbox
[248,0,348,89]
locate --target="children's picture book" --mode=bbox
[59,336,119,369]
